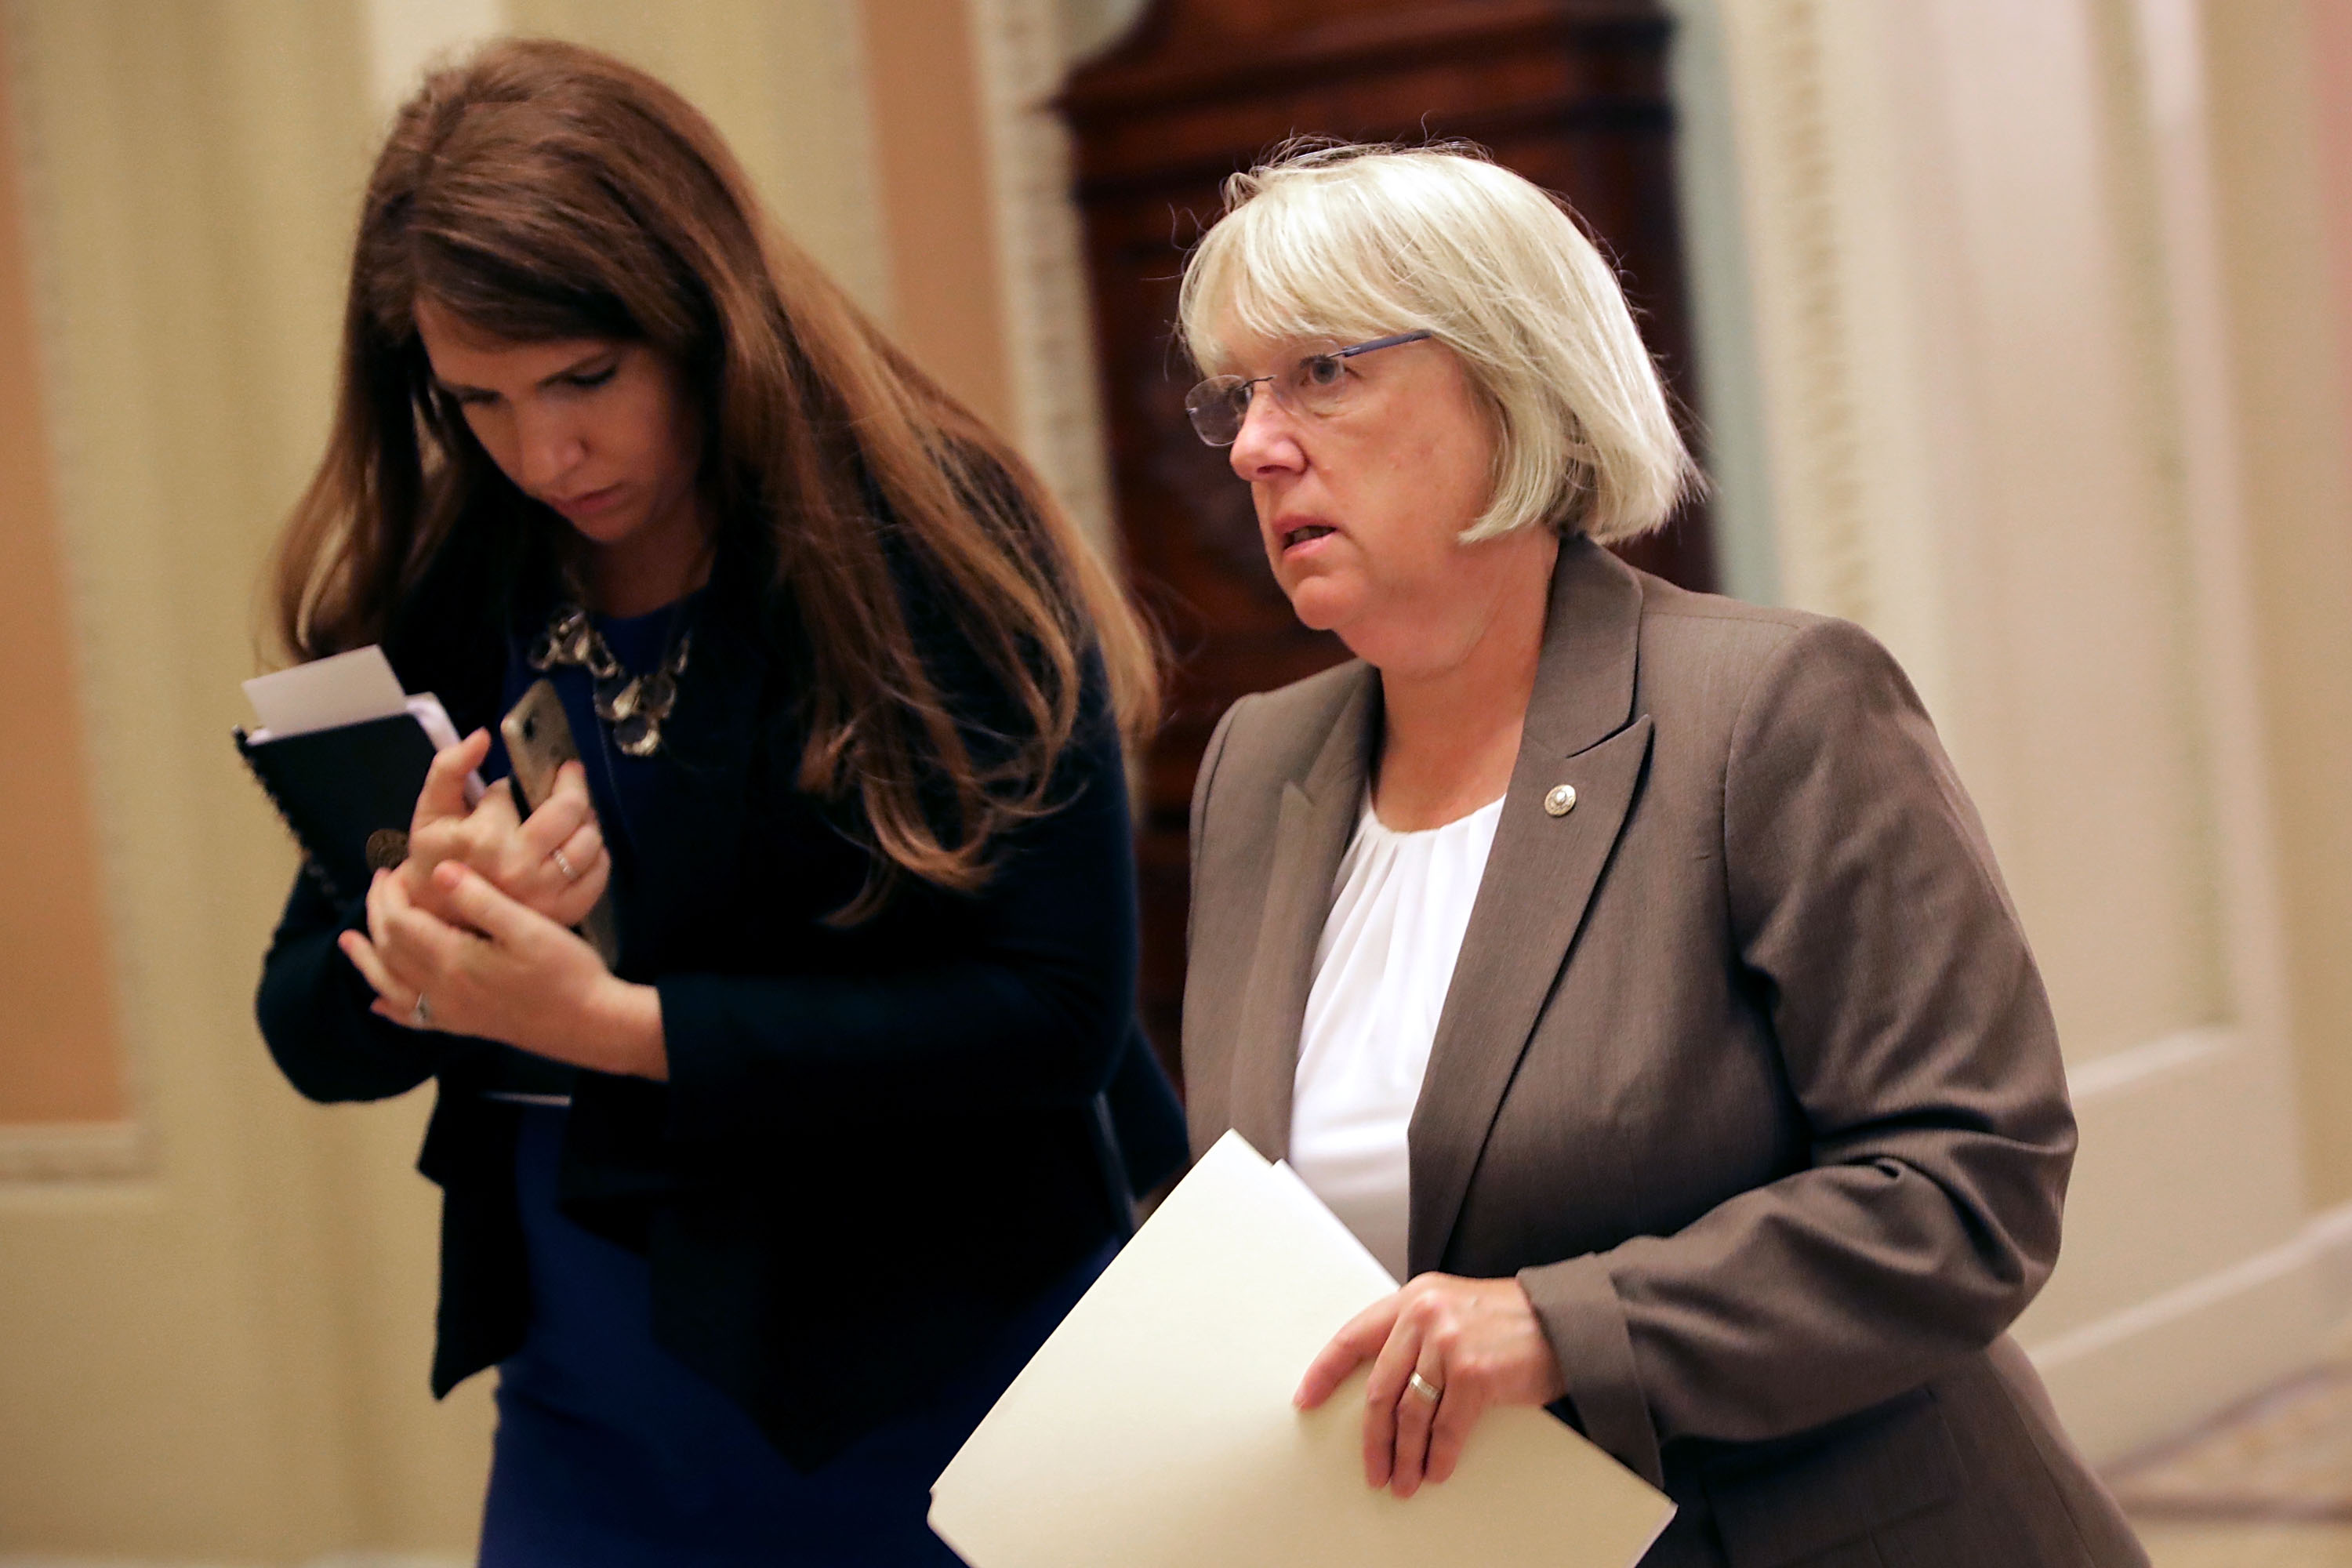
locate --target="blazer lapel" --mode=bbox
[1408,538,1651,1276]
[1225,668,1379,1163]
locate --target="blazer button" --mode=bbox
[1544,783,1577,816]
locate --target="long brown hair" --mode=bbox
[272,38,1156,916]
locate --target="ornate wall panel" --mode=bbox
[1715,0,2325,1460]
[969,0,1120,548]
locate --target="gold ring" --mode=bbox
[1407,1371,1443,1404]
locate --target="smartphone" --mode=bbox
[500,680,620,966]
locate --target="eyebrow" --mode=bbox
[434,346,619,401]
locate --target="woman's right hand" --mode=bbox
[400,729,612,929]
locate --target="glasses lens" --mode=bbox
[1184,377,1248,446]
[1287,354,1352,416]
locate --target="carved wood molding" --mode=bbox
[1062,0,1665,118]
[967,0,1120,553]
[1716,0,1875,629]
[1061,0,1674,201]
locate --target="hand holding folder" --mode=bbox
[236,647,476,903]
[239,647,590,1097]
[929,1131,1675,1568]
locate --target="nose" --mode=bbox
[514,405,586,495]
[1226,390,1303,481]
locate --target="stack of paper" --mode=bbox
[930,1131,1675,1568]
[241,644,463,750]
[236,646,483,901]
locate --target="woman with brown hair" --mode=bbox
[253,37,1174,1565]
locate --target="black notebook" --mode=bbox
[238,654,578,1100]
[235,712,441,906]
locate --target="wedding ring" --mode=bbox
[412,993,432,1029]
[552,848,579,881]
[1407,1371,1443,1404]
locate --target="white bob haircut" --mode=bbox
[1178,141,1697,545]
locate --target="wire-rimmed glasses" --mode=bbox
[1182,330,1434,446]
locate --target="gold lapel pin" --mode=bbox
[1544,783,1577,817]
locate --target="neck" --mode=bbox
[1372,532,1559,831]
[583,496,714,617]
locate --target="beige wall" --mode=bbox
[0,13,123,1133]
[0,2,485,1554]
[863,0,1014,431]
[500,0,895,322]
[2203,0,2352,1214]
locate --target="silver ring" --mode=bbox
[552,848,579,881]
[1407,1371,1443,1405]
[412,993,432,1029]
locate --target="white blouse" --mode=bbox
[1288,792,1505,1279]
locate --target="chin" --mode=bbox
[1281,586,1348,635]
[566,512,648,551]
[1287,589,1410,668]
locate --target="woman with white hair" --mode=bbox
[1176,143,2145,1566]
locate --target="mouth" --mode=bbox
[1278,522,1338,554]
[550,484,624,520]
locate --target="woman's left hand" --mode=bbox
[338,860,666,1079]
[1294,1272,1567,1498]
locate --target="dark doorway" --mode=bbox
[1060,0,1712,1080]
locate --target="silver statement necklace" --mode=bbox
[528,604,693,758]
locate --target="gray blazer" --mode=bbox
[1182,537,2147,1568]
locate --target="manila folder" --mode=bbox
[928,1130,1675,1568]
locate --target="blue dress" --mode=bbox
[476,597,1111,1566]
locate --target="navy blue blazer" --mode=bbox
[255,523,1181,1468]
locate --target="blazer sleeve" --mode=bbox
[1518,617,2077,1482]
[656,688,1139,1149]
[255,871,454,1103]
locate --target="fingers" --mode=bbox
[1361,1308,1425,1492]
[541,816,606,895]
[431,860,541,947]
[412,729,492,830]
[1388,1342,1449,1498]
[1425,1377,1484,1487]
[365,866,404,957]
[336,929,423,1026]
[514,761,594,858]
[404,782,503,913]
[404,817,469,878]
[546,820,612,926]
[554,818,605,880]
[379,874,474,977]
[1352,1276,1552,1496]
[1296,1296,1396,1411]
[444,763,606,923]
[471,775,522,837]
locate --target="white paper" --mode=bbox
[242,645,410,739]
[928,1130,1675,1568]
[403,694,463,752]
[241,648,480,803]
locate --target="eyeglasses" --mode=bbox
[1182,330,1434,446]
